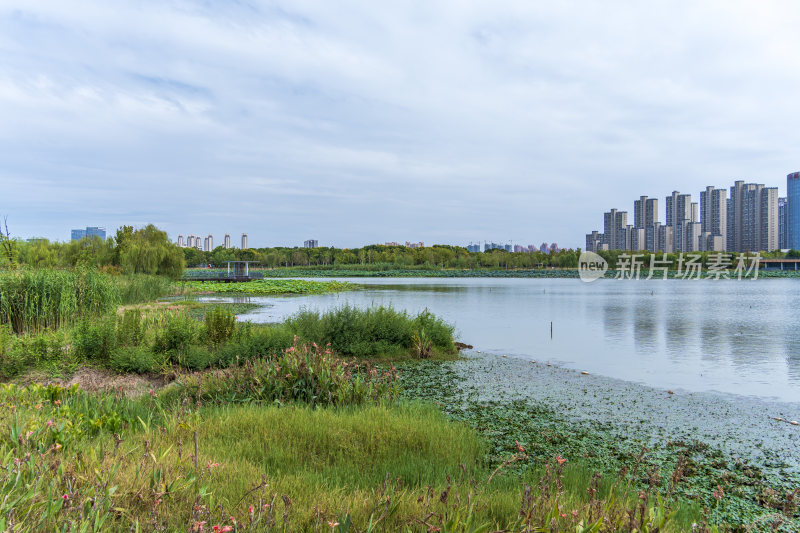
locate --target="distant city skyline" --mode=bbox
[585,173,795,254]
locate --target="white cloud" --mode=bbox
[1,1,799,246]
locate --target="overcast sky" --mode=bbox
[1,1,799,248]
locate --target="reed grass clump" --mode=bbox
[286,304,456,358]
[0,269,118,334]
[0,269,177,334]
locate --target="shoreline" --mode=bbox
[397,353,800,526]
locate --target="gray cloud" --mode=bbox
[1,1,799,248]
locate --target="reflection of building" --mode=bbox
[303,239,318,248]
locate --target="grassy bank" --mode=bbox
[0,359,702,532]
[0,304,457,380]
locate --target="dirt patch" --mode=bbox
[15,367,175,398]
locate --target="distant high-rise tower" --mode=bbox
[700,186,727,251]
[633,196,648,229]
[788,172,800,250]
[779,197,788,249]
[204,234,213,252]
[70,226,106,241]
[303,239,318,248]
[241,233,248,249]
[728,181,778,252]
[224,234,231,249]
[177,234,185,247]
[603,208,627,250]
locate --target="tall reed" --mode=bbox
[0,269,119,333]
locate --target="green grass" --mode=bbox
[0,379,704,532]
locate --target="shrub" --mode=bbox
[204,306,235,346]
[0,330,67,379]
[72,317,117,361]
[117,309,144,346]
[110,346,162,374]
[174,345,213,371]
[172,340,399,407]
[153,312,200,353]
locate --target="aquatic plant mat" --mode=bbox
[395,356,800,530]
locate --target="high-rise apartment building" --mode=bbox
[241,234,248,249]
[646,222,661,252]
[585,231,602,252]
[779,197,788,249]
[177,235,185,247]
[603,209,628,250]
[658,225,674,253]
[70,226,106,241]
[204,235,213,252]
[303,239,318,248]
[665,192,692,251]
[633,196,648,229]
[728,181,779,252]
[788,172,800,250]
[700,186,727,251]
[760,187,779,252]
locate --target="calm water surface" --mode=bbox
[216,278,800,402]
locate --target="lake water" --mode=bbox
[215,278,800,402]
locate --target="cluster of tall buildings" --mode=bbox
[585,173,800,254]
[383,241,425,248]
[70,226,106,241]
[303,239,319,248]
[467,242,560,254]
[177,233,248,251]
